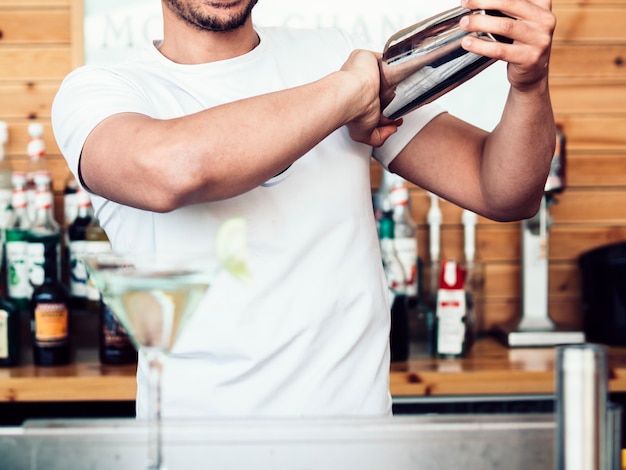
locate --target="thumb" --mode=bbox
[370,119,403,148]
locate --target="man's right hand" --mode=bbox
[339,49,402,148]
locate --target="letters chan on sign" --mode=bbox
[83,0,460,64]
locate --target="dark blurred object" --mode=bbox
[545,124,566,194]
[579,241,626,346]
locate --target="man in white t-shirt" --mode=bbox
[52,0,556,418]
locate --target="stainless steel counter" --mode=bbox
[1,414,554,469]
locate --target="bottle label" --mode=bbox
[64,193,78,227]
[380,238,406,308]
[34,303,69,346]
[394,237,418,297]
[435,261,467,356]
[27,242,46,287]
[69,240,88,298]
[436,288,466,356]
[6,240,32,299]
[0,310,8,359]
[102,303,133,349]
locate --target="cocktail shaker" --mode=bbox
[379,7,513,120]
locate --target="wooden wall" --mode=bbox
[1,0,625,333]
[0,0,82,220]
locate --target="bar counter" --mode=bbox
[3,337,626,403]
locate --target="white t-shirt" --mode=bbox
[52,26,444,418]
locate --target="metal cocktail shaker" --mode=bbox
[379,7,513,120]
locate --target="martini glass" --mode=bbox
[83,251,214,470]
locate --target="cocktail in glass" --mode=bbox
[83,251,213,470]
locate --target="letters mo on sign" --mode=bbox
[83,0,507,131]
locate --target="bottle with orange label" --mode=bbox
[28,175,70,365]
[30,242,71,365]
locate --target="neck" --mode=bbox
[158,8,259,64]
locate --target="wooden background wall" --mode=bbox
[1,0,625,334]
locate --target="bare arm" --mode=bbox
[81,50,398,212]
[391,0,556,222]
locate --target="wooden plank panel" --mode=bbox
[482,298,583,332]
[415,225,520,264]
[0,120,60,156]
[566,152,626,187]
[550,226,626,261]
[551,81,626,114]
[0,0,69,6]
[0,11,70,43]
[0,47,73,80]
[0,83,58,119]
[550,44,626,79]
[557,116,626,151]
[418,226,626,265]
[483,262,583,299]
[551,189,626,224]
[553,6,626,42]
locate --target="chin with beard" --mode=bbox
[163,0,259,32]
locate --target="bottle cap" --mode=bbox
[34,170,51,186]
[11,171,26,187]
[28,122,44,138]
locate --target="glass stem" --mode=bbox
[145,349,164,470]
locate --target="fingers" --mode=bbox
[458,0,556,88]
[349,119,403,148]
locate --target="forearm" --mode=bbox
[479,78,555,219]
[82,69,366,211]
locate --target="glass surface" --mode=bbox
[83,251,213,470]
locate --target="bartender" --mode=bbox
[51,0,556,418]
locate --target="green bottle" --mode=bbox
[6,172,32,310]
[26,171,61,290]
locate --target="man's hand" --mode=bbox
[459,0,556,92]
[339,49,403,147]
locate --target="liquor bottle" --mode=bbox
[84,217,136,365]
[435,259,468,358]
[63,175,79,228]
[30,234,71,366]
[98,299,137,365]
[379,197,409,362]
[5,172,32,310]
[26,172,61,291]
[0,294,20,366]
[24,123,49,221]
[372,169,395,230]
[67,188,93,309]
[61,176,79,291]
[389,176,419,305]
[0,122,13,232]
[84,211,112,310]
[0,122,13,299]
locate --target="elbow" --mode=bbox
[483,192,544,223]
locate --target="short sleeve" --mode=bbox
[51,65,152,182]
[372,103,446,169]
